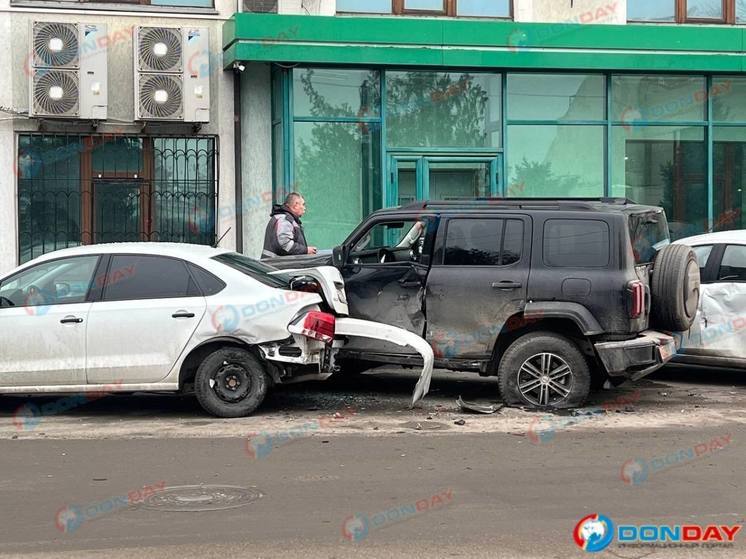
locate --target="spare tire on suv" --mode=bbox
[650,244,700,332]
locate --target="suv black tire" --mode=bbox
[498,332,591,409]
[194,347,269,418]
[650,244,700,332]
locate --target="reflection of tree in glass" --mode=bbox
[386,72,490,147]
[295,70,380,248]
[509,158,583,197]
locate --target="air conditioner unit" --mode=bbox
[29,22,108,120]
[134,26,210,123]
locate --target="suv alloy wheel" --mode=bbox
[498,332,591,409]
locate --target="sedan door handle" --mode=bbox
[492,281,522,290]
[60,316,83,324]
[172,311,195,319]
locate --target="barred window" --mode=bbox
[17,134,217,263]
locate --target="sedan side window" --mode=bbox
[718,245,746,282]
[691,244,713,274]
[102,255,198,302]
[0,256,99,308]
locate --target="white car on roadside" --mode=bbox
[673,230,746,368]
[0,243,433,417]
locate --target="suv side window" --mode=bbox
[350,219,427,265]
[718,245,746,281]
[544,219,610,268]
[102,255,198,302]
[443,218,523,266]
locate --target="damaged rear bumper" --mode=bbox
[335,318,434,406]
[594,330,676,381]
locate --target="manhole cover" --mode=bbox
[143,485,262,512]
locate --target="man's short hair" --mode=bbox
[284,192,303,206]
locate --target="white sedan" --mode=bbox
[673,230,746,368]
[0,243,433,417]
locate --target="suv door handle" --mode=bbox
[492,281,522,290]
[60,316,83,324]
[172,311,195,319]
[399,280,422,288]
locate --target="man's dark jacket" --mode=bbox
[262,204,309,258]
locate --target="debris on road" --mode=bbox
[457,396,504,414]
[454,419,466,426]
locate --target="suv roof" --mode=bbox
[391,197,661,215]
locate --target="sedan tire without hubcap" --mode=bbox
[194,348,269,418]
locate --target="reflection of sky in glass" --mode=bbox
[457,0,510,17]
[337,0,392,13]
[687,0,723,18]
[738,0,746,22]
[627,0,675,21]
[403,0,444,10]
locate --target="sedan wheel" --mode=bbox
[194,347,268,418]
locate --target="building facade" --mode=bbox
[4,0,746,274]
[227,0,746,253]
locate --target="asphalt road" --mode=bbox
[0,366,744,559]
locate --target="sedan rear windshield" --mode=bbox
[213,253,290,289]
[628,211,671,264]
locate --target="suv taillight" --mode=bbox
[298,311,335,343]
[628,280,644,319]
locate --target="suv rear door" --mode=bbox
[425,214,532,361]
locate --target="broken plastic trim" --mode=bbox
[334,317,434,407]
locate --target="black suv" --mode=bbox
[267,198,700,409]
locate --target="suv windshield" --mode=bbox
[628,211,671,264]
[213,253,290,289]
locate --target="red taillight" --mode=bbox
[628,280,644,319]
[299,311,336,343]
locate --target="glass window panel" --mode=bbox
[506,125,605,198]
[444,219,503,266]
[103,255,194,301]
[0,256,98,308]
[396,161,417,206]
[404,0,445,11]
[337,0,392,13]
[711,77,743,122]
[386,71,501,148]
[627,0,676,21]
[151,0,213,6]
[507,74,605,121]
[719,245,746,281]
[17,135,83,263]
[92,137,142,176]
[294,122,381,249]
[687,0,724,19]
[544,219,610,268]
[352,220,419,253]
[714,127,746,232]
[429,162,491,199]
[457,0,511,17]
[153,137,216,245]
[293,68,380,118]
[611,125,707,240]
[737,0,746,22]
[692,245,714,271]
[612,75,707,123]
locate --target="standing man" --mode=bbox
[262,192,318,258]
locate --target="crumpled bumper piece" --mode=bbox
[594,330,676,381]
[335,318,434,407]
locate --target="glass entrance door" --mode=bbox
[92,179,143,243]
[388,155,501,206]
